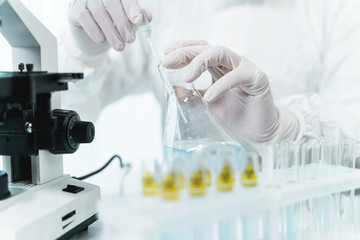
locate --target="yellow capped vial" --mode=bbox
[205,168,211,186]
[143,171,158,196]
[190,170,206,196]
[178,173,186,189]
[241,162,257,187]
[162,171,179,201]
[216,161,234,191]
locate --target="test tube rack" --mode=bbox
[99,164,360,240]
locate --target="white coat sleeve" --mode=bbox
[276,0,360,142]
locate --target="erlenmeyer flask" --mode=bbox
[158,66,246,163]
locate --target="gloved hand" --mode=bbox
[67,0,152,54]
[162,40,299,143]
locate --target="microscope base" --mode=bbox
[57,214,98,240]
[0,175,100,240]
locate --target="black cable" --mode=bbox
[73,154,131,181]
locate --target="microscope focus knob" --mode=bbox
[51,109,95,154]
[0,171,10,200]
[71,121,95,144]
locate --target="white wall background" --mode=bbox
[0,0,163,196]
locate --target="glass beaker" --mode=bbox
[158,66,245,165]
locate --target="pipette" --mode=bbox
[135,11,188,123]
[135,11,160,63]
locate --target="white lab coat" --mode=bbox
[60,0,360,143]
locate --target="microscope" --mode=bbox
[0,0,100,239]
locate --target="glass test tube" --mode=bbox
[354,142,360,234]
[261,143,279,183]
[188,151,215,240]
[338,138,356,168]
[280,140,300,184]
[318,137,334,168]
[261,144,280,240]
[298,142,312,234]
[142,159,161,197]
[216,148,237,240]
[301,140,323,236]
[161,158,181,201]
[318,137,334,234]
[188,151,207,197]
[241,152,260,240]
[280,141,300,239]
[216,148,235,192]
[311,138,321,239]
[194,148,214,190]
[300,140,314,178]
[338,138,356,234]
[298,141,314,237]
[331,139,341,236]
[172,152,187,191]
[241,152,259,188]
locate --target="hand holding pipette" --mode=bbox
[68,0,152,53]
[68,0,186,121]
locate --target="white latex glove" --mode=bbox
[67,0,152,54]
[162,40,299,143]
